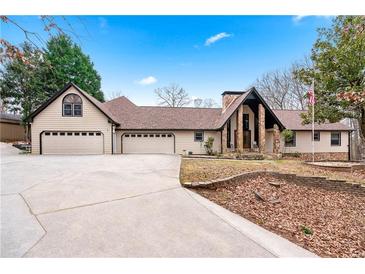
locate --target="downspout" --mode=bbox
[348,131,351,161]
[220,130,223,154]
[111,123,114,154]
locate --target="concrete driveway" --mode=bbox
[1,143,315,257]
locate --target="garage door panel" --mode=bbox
[122,133,174,154]
[42,132,103,155]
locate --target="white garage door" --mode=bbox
[41,131,104,155]
[122,133,174,154]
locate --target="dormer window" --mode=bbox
[63,94,82,117]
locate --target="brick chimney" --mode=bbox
[221,91,245,113]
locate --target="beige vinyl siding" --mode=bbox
[175,131,221,154]
[31,86,112,154]
[116,130,221,155]
[116,130,123,153]
[281,131,349,153]
[265,130,273,153]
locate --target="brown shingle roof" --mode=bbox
[103,97,222,130]
[30,83,352,132]
[76,87,120,124]
[273,110,352,131]
[0,112,21,122]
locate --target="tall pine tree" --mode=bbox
[44,34,104,101]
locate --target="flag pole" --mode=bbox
[312,79,315,162]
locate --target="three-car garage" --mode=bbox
[40,131,176,155]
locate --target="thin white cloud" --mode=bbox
[99,17,108,29]
[205,32,232,46]
[136,76,157,86]
[293,15,307,23]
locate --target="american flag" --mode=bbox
[307,82,315,105]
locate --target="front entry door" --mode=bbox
[243,130,251,148]
[243,113,251,148]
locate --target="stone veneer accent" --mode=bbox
[182,170,365,196]
[222,94,241,112]
[222,123,228,153]
[283,152,349,161]
[237,105,244,152]
[258,104,265,153]
[273,124,280,154]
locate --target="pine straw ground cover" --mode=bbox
[180,159,365,185]
[193,174,365,258]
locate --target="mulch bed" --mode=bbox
[194,175,365,258]
[180,159,365,185]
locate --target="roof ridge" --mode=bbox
[139,105,222,110]
[273,109,306,111]
[105,95,136,105]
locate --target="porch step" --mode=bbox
[225,152,265,160]
[239,153,265,160]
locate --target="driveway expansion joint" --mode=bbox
[36,186,182,216]
[18,193,48,258]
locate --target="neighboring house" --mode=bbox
[0,112,26,142]
[28,83,352,160]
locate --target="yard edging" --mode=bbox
[182,170,365,195]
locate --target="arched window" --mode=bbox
[62,94,83,117]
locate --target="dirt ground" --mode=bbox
[194,174,365,258]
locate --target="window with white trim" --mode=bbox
[194,131,204,142]
[313,131,320,141]
[331,132,341,146]
[62,94,83,117]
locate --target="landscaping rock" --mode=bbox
[194,174,365,258]
[268,181,281,187]
[253,191,265,201]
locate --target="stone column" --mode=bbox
[258,103,265,153]
[273,124,280,154]
[237,105,244,153]
[222,123,228,153]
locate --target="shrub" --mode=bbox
[300,225,313,235]
[281,129,294,143]
[204,137,215,155]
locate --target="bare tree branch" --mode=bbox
[154,84,191,107]
[254,62,309,110]
[193,98,203,107]
[202,98,218,108]
[107,91,124,101]
[0,16,82,64]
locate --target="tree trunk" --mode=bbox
[358,107,365,160]
[359,107,365,143]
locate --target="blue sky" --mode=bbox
[2,16,332,106]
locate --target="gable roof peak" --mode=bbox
[28,82,119,125]
[105,95,136,106]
